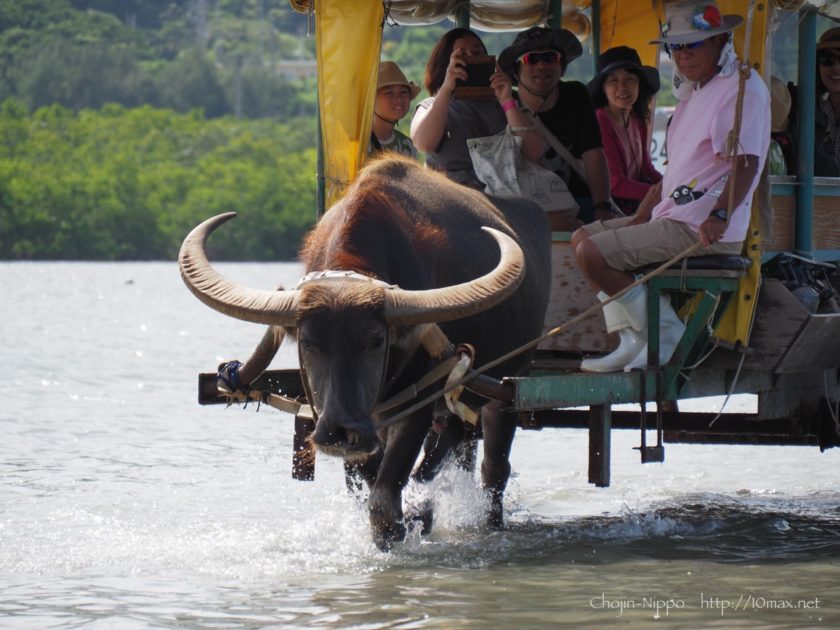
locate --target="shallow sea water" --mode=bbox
[1,262,839,628]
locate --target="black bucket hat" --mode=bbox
[498,27,583,85]
[586,46,660,99]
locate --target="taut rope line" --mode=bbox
[375,240,704,430]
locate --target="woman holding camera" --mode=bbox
[411,28,543,189]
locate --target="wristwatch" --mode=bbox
[709,208,728,222]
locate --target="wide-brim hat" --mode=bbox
[586,46,661,99]
[377,61,420,99]
[498,26,583,83]
[770,75,791,133]
[650,1,743,45]
[817,26,840,51]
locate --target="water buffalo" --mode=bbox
[179,155,551,549]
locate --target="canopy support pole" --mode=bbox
[548,0,562,28]
[454,0,470,28]
[795,9,817,256]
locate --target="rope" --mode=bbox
[773,0,806,10]
[723,62,752,222]
[289,0,311,14]
[707,350,747,427]
[374,241,704,431]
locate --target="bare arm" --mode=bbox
[581,147,611,206]
[489,66,543,162]
[410,49,466,153]
[628,181,662,225]
[698,154,760,246]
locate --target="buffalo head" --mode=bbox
[178,212,525,460]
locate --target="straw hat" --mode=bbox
[587,46,661,99]
[769,76,791,133]
[650,1,743,46]
[377,61,420,99]
[817,27,840,51]
[498,27,583,83]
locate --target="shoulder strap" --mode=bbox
[533,116,589,184]
[533,115,626,216]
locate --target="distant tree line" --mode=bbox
[0,0,317,119]
[0,99,316,260]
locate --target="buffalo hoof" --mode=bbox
[369,492,407,551]
[371,520,407,552]
[405,499,434,536]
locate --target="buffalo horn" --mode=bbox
[178,212,301,326]
[383,227,526,327]
[179,215,526,329]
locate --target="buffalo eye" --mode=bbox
[299,338,320,354]
[363,332,386,352]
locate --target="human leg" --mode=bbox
[575,219,717,371]
[580,290,646,372]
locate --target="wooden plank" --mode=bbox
[776,313,840,373]
[813,196,840,250]
[197,369,305,405]
[763,192,840,251]
[539,239,613,353]
[764,194,794,252]
[744,279,809,370]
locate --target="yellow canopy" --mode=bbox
[315,0,384,209]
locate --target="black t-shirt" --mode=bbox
[529,80,603,198]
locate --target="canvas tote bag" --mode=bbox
[467,126,579,216]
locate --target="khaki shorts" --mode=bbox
[583,217,743,271]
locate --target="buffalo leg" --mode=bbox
[344,449,382,497]
[412,407,465,483]
[407,409,465,537]
[368,411,430,551]
[480,400,516,529]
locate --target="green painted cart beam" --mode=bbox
[506,370,681,411]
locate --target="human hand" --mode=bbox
[442,49,468,94]
[699,214,727,247]
[630,181,662,225]
[490,64,513,103]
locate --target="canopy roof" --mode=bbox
[294,0,839,31]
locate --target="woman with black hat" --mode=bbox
[816,26,840,177]
[587,46,662,215]
[498,26,614,223]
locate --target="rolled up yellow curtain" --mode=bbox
[316,0,384,209]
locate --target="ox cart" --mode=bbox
[189,0,840,524]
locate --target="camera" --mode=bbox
[454,55,496,100]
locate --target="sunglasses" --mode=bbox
[664,40,705,54]
[818,53,840,67]
[517,50,563,65]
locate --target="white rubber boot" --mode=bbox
[623,292,686,371]
[581,291,646,373]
